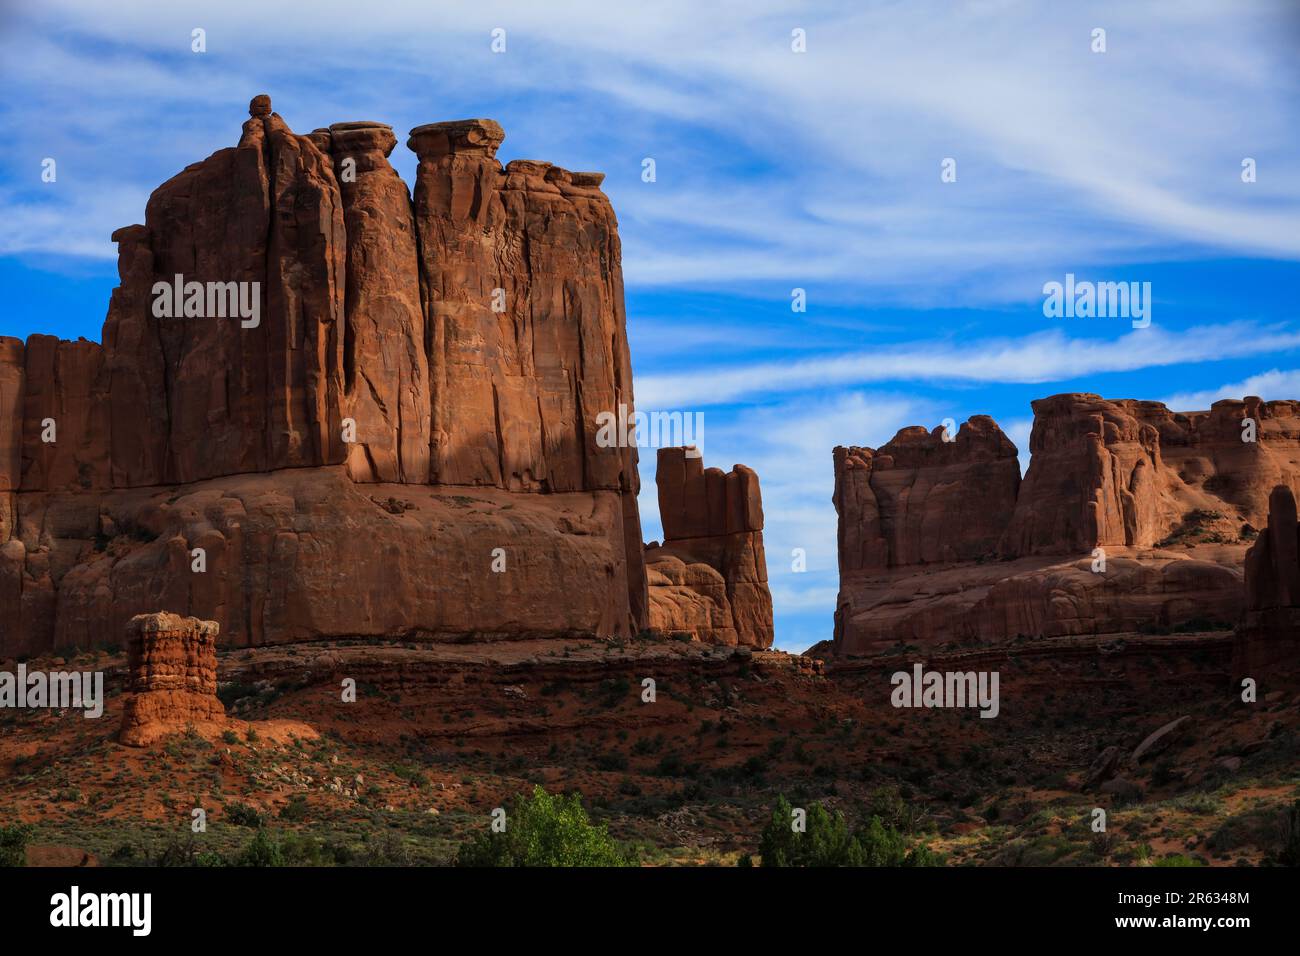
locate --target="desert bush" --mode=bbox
[237,829,285,867]
[278,795,310,822]
[223,801,264,828]
[0,823,34,867]
[1207,805,1281,854]
[869,785,925,832]
[455,786,632,867]
[757,796,942,867]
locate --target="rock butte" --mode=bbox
[118,612,225,747]
[645,447,773,647]
[0,95,774,655]
[832,393,1300,656]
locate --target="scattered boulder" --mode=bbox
[1082,745,1123,790]
[1099,776,1145,804]
[1129,715,1194,767]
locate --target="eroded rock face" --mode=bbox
[8,471,637,655]
[645,448,773,647]
[1234,485,1300,681]
[311,121,429,485]
[119,612,225,747]
[1003,394,1300,556]
[834,550,1243,655]
[833,415,1020,571]
[0,96,649,655]
[832,393,1298,656]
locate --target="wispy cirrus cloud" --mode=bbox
[2,0,1297,297]
[637,321,1300,408]
[1161,368,1300,412]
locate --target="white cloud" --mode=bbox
[637,322,1300,408]
[1161,368,1300,412]
[2,0,1296,294]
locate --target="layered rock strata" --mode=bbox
[119,612,225,747]
[1002,394,1300,556]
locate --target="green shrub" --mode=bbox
[278,796,310,822]
[757,796,942,867]
[455,786,633,867]
[0,823,34,867]
[237,829,285,867]
[1208,805,1280,853]
[224,802,264,828]
[391,764,428,788]
[594,753,628,772]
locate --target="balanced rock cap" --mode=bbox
[407,119,506,159]
[249,94,273,117]
[128,610,220,637]
[329,121,398,156]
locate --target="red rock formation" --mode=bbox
[645,448,773,647]
[310,121,430,485]
[1234,485,1300,681]
[1002,394,1300,556]
[0,95,649,655]
[836,550,1242,654]
[119,612,225,747]
[833,393,1299,656]
[833,415,1020,571]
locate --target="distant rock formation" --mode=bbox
[832,393,1300,656]
[0,96,649,655]
[834,415,1020,571]
[1002,394,1299,556]
[645,447,773,647]
[119,612,225,747]
[1234,485,1300,681]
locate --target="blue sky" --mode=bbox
[2,1,1298,652]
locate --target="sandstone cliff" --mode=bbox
[645,447,773,647]
[833,393,1299,656]
[1002,394,1300,556]
[0,96,648,655]
[1233,484,1300,682]
[833,415,1020,571]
